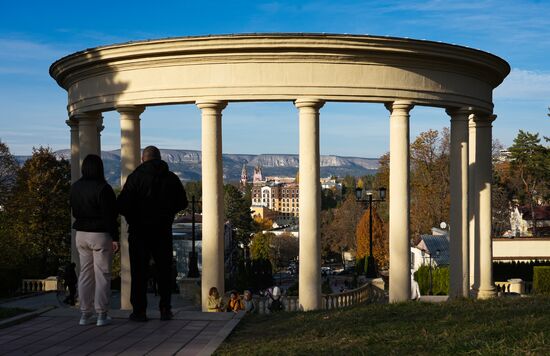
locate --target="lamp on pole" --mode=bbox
[355,186,386,278]
[428,249,440,295]
[187,195,200,278]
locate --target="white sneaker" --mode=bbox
[79,312,95,326]
[96,313,112,327]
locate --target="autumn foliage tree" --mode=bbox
[355,207,388,270]
[321,194,363,266]
[253,216,274,231]
[409,128,450,244]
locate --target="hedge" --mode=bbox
[414,265,449,295]
[533,266,550,294]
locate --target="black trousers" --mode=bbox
[129,225,173,314]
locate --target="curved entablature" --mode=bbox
[49,33,510,115]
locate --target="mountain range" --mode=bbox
[18,149,380,187]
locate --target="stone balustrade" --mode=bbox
[21,276,61,293]
[495,278,526,295]
[254,281,386,314]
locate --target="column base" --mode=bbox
[475,287,497,299]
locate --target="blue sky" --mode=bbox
[0,0,548,157]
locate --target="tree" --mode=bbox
[321,188,337,210]
[184,181,202,213]
[250,232,273,260]
[355,207,388,270]
[5,147,71,277]
[253,216,274,231]
[224,184,254,246]
[409,129,450,243]
[321,194,364,267]
[509,130,550,235]
[341,175,356,196]
[271,232,299,269]
[0,141,19,208]
[248,232,276,290]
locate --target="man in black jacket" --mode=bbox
[118,146,188,321]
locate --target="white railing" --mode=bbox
[495,278,526,294]
[254,281,387,314]
[21,277,61,293]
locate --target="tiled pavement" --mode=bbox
[0,294,242,355]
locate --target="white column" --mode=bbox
[295,98,324,311]
[469,117,478,292]
[117,105,145,310]
[75,112,101,166]
[473,113,497,299]
[386,101,413,303]
[196,100,227,311]
[66,118,81,183]
[447,108,470,298]
[66,118,80,269]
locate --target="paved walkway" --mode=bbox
[0,293,242,355]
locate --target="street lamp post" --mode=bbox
[187,196,200,278]
[355,187,386,278]
[428,249,440,295]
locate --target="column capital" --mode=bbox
[65,118,78,129]
[72,112,102,125]
[294,98,325,110]
[470,113,496,128]
[116,105,146,116]
[384,100,414,114]
[446,107,474,121]
[195,100,227,111]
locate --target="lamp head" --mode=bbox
[378,187,387,201]
[355,187,363,200]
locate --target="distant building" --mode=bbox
[253,164,264,183]
[411,234,450,273]
[251,179,299,224]
[239,163,248,192]
[320,176,343,197]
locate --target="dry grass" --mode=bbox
[216,296,550,355]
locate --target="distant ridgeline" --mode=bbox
[16,149,379,187]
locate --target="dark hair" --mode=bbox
[142,146,161,161]
[81,154,105,181]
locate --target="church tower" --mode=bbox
[240,163,248,191]
[253,164,264,183]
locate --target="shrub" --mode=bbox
[414,265,449,295]
[533,266,550,294]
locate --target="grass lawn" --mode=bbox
[216,296,550,355]
[0,307,31,320]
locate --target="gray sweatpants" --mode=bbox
[76,231,112,314]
